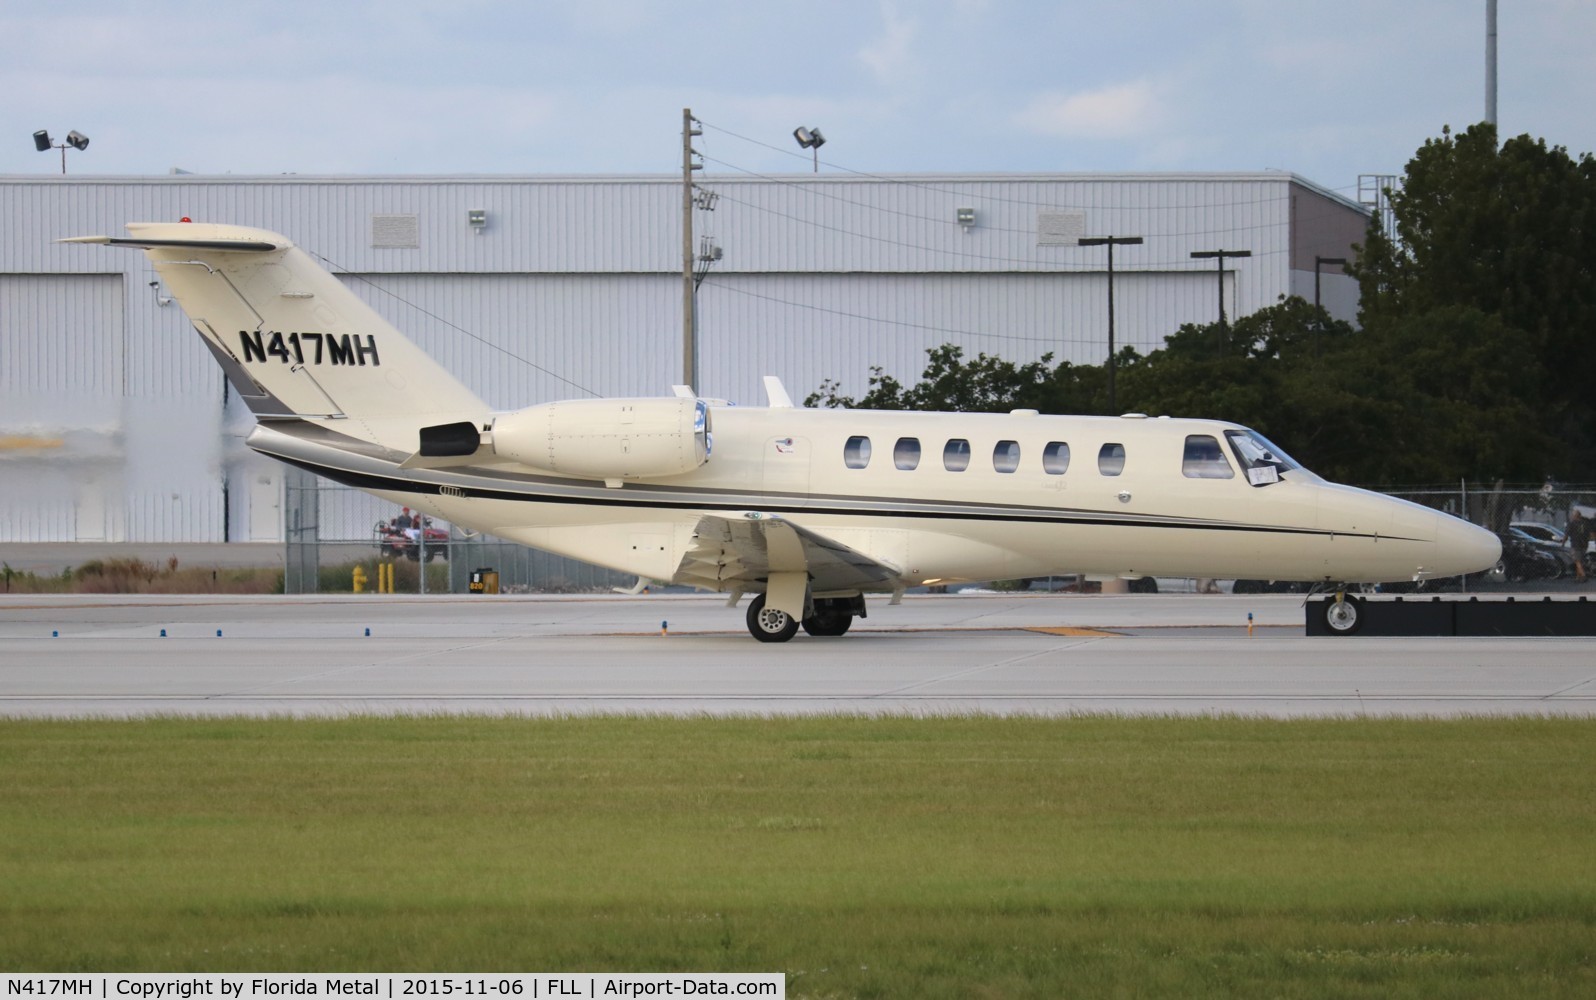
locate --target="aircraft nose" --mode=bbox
[1434,516,1502,577]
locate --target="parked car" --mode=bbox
[1510,521,1566,546]
[375,518,449,561]
[1505,526,1577,578]
[1486,530,1563,583]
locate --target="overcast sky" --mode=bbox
[3,1,1591,197]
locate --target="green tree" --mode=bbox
[807,344,1057,412]
[1355,122,1596,472]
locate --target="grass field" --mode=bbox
[1,715,1592,997]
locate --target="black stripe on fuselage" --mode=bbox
[275,453,1407,542]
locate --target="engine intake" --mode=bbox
[491,396,710,480]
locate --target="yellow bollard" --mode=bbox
[353,565,367,593]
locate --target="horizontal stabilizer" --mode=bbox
[58,235,280,252]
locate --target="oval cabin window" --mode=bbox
[1098,442,1126,476]
[844,436,872,469]
[894,437,921,471]
[943,438,971,472]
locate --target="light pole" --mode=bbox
[792,126,825,172]
[1189,249,1251,354]
[1078,236,1143,413]
[1314,256,1348,359]
[33,129,89,174]
[1314,256,1348,322]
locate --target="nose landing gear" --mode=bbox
[1321,589,1365,635]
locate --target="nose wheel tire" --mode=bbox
[1323,595,1364,635]
[747,594,800,643]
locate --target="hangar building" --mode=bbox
[0,172,1367,545]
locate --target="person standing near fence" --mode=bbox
[1567,509,1590,583]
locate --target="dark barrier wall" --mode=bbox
[1307,596,1596,636]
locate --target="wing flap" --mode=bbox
[676,512,903,602]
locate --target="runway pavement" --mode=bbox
[1,592,1593,718]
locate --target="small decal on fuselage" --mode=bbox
[239,330,380,367]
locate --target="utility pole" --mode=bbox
[1078,236,1142,413]
[1189,249,1251,354]
[681,109,702,390]
[1485,0,1498,126]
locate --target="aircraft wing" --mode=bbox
[675,512,904,602]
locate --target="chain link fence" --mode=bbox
[282,478,1596,595]
[283,478,629,595]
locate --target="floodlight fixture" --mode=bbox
[33,127,90,173]
[792,126,826,172]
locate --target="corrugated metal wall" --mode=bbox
[0,172,1366,544]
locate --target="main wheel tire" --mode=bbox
[747,594,800,643]
[1323,595,1364,635]
[801,611,853,637]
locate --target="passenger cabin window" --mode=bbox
[1043,441,1070,475]
[894,437,921,471]
[1182,434,1235,479]
[1098,442,1126,476]
[943,438,971,472]
[844,435,872,469]
[993,440,1021,473]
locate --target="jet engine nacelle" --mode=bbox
[491,396,710,481]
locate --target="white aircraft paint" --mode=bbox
[65,223,1501,640]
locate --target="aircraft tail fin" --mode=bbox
[63,223,489,449]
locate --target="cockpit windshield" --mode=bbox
[1224,429,1319,486]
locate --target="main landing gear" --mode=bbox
[745,594,865,642]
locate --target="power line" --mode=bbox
[312,253,601,398]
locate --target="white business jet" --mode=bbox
[66,223,1500,640]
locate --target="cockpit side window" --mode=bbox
[1224,428,1313,486]
[1182,434,1235,479]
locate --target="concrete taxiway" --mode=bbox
[1,593,1593,718]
